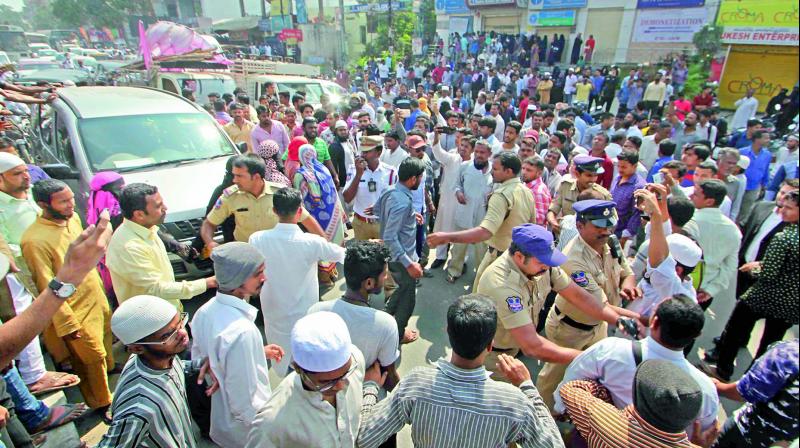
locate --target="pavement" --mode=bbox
[74,238,798,447]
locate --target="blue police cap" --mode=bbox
[573,154,605,174]
[574,199,618,228]
[511,224,567,267]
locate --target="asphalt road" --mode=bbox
[77,240,798,447]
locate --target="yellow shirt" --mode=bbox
[206,181,311,243]
[554,234,633,326]
[575,83,592,103]
[224,119,256,152]
[479,178,537,251]
[548,179,611,218]
[477,252,571,349]
[106,219,206,311]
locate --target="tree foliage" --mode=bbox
[0,5,27,27]
[49,0,154,28]
[361,0,436,64]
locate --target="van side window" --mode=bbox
[55,115,76,167]
[162,79,179,94]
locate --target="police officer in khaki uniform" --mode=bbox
[476,223,642,382]
[200,154,324,249]
[546,155,611,234]
[537,200,641,411]
[428,151,536,291]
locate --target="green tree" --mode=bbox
[0,5,27,28]
[50,0,154,28]
[684,24,724,98]
[359,0,436,64]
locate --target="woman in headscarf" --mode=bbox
[284,136,308,180]
[256,140,291,187]
[87,172,126,299]
[293,144,345,284]
[418,97,432,116]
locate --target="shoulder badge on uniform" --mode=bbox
[222,185,239,197]
[571,271,589,288]
[213,197,223,209]
[506,296,523,313]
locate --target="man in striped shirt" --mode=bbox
[560,360,708,448]
[100,295,207,448]
[357,294,564,448]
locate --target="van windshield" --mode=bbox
[79,113,236,172]
[275,82,324,103]
[179,78,237,104]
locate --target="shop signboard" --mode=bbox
[632,7,707,43]
[527,9,575,27]
[529,0,586,10]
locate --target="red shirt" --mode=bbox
[593,151,614,190]
[673,99,692,121]
[693,93,713,109]
[518,98,530,123]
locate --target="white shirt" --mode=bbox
[731,96,759,130]
[692,207,742,299]
[454,160,493,229]
[554,336,719,435]
[630,255,696,318]
[625,126,643,139]
[190,293,271,448]
[249,224,346,376]
[379,147,409,171]
[639,135,660,171]
[564,74,578,94]
[744,207,782,262]
[246,347,366,448]
[697,122,718,148]
[309,299,399,367]
[556,215,578,251]
[775,146,799,169]
[378,63,389,79]
[345,161,396,218]
[492,114,505,142]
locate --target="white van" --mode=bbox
[29,86,241,278]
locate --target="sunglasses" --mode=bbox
[299,356,359,393]
[136,313,189,346]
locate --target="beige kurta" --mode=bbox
[21,215,113,408]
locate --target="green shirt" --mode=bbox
[281,138,331,162]
[0,189,40,252]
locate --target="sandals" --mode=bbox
[32,403,90,434]
[28,371,81,396]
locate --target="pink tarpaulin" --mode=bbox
[138,21,231,69]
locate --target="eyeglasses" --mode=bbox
[299,356,359,393]
[136,313,189,346]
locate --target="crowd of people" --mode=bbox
[0,38,799,448]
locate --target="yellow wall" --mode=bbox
[718,45,799,112]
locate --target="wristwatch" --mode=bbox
[48,278,77,299]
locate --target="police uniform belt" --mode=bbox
[554,306,597,331]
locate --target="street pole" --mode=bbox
[338,0,347,67]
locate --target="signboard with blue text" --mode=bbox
[348,2,407,13]
[528,9,576,27]
[436,0,470,14]
[529,0,586,10]
[636,0,704,8]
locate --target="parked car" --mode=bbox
[28,86,241,278]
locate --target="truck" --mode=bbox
[229,58,334,108]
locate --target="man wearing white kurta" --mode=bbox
[730,89,759,131]
[446,140,493,282]
[249,188,346,377]
[430,131,468,265]
[190,242,275,448]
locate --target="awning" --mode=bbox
[211,16,262,32]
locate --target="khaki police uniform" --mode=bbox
[206,181,311,242]
[548,179,611,218]
[472,178,536,291]
[476,252,571,381]
[536,232,634,410]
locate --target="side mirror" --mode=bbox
[41,163,80,179]
[237,142,248,153]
